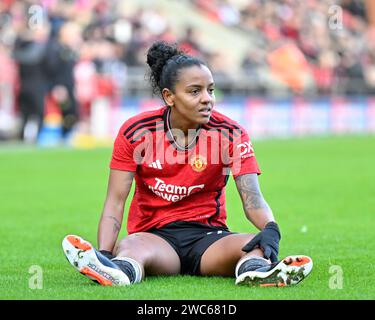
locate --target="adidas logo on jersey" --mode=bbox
[148,160,162,169]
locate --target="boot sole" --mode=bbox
[236,255,313,287]
[62,235,130,286]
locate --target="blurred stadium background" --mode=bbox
[1,0,375,300]
[1,0,375,145]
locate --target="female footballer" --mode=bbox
[62,41,312,287]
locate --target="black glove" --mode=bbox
[242,221,281,263]
[99,250,115,260]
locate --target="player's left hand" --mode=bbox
[242,221,281,262]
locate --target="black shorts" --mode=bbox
[147,221,234,275]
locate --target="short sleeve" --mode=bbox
[229,127,261,179]
[110,129,137,172]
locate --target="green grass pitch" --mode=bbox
[0,135,374,300]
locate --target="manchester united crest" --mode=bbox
[190,155,207,172]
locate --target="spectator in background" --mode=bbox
[312,50,337,95]
[94,39,127,96]
[0,42,18,140]
[179,26,205,58]
[44,21,82,139]
[217,0,241,27]
[93,38,128,113]
[73,41,97,124]
[207,50,234,94]
[336,52,367,95]
[122,20,151,67]
[363,53,375,94]
[341,0,366,19]
[12,22,50,142]
[241,48,267,94]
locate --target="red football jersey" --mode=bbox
[110,106,261,234]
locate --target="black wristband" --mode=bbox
[99,250,114,259]
[265,221,281,238]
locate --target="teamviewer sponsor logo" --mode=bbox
[147,178,204,202]
[237,141,254,158]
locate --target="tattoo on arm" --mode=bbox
[106,216,121,234]
[235,174,267,211]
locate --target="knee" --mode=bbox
[115,233,154,263]
[116,233,142,254]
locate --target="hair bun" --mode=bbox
[146,41,183,91]
[145,41,204,97]
[146,41,181,70]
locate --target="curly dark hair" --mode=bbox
[146,41,205,97]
